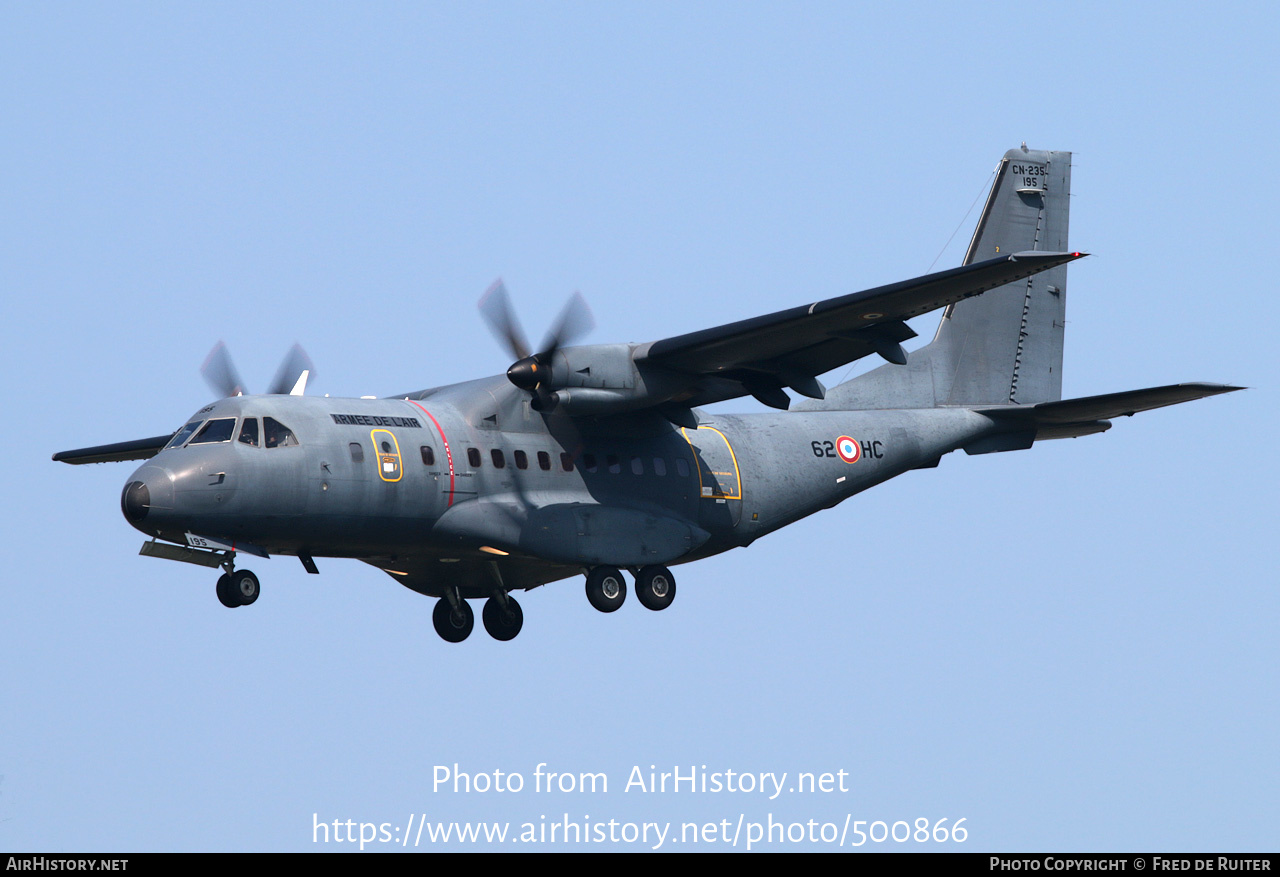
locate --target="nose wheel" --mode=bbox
[215,569,260,608]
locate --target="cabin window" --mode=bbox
[189,418,236,445]
[420,446,435,466]
[582,453,597,473]
[491,449,506,469]
[653,457,667,476]
[538,451,551,471]
[238,418,259,447]
[349,442,364,463]
[513,450,528,470]
[607,454,621,474]
[263,417,299,448]
[676,458,690,477]
[467,448,482,468]
[560,452,574,472]
[630,456,644,475]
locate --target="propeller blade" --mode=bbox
[478,279,532,362]
[201,341,247,398]
[538,290,594,359]
[266,344,316,395]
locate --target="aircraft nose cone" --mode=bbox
[121,480,149,523]
[121,464,175,534]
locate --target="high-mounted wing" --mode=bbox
[52,434,175,465]
[640,251,1084,409]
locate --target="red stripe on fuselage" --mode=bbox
[405,400,455,507]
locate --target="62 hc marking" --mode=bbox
[811,438,885,461]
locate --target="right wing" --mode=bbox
[640,251,1085,409]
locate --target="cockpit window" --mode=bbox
[189,418,236,445]
[263,417,299,448]
[238,418,260,447]
[165,420,203,449]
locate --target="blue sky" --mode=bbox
[3,2,1274,852]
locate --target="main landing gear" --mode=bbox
[432,597,474,643]
[585,566,627,612]
[215,567,260,608]
[426,564,676,644]
[432,592,524,643]
[586,564,676,613]
[634,565,676,611]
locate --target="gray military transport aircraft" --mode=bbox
[55,147,1241,643]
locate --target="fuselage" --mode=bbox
[123,375,1003,593]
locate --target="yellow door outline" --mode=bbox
[371,429,403,483]
[679,426,742,500]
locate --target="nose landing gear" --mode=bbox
[215,567,260,608]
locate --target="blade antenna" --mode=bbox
[266,343,316,395]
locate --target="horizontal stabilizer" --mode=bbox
[978,383,1243,439]
[982,383,1243,422]
[53,434,175,465]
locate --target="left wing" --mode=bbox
[53,434,175,465]
[640,251,1084,409]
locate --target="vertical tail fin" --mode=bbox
[827,147,1073,409]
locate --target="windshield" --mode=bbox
[164,420,203,449]
[189,418,237,444]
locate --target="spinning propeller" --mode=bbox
[478,279,594,410]
[200,341,316,398]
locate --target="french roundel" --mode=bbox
[836,435,860,464]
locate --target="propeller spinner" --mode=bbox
[479,280,594,406]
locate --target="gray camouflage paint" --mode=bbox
[106,147,1236,608]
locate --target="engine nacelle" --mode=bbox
[516,344,690,418]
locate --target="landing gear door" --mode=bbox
[680,426,743,528]
[371,429,403,482]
